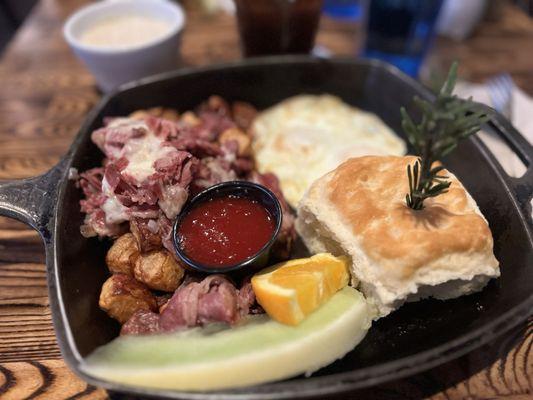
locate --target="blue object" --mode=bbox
[323,0,363,20]
[362,0,443,77]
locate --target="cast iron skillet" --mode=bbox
[0,56,531,399]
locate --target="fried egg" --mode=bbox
[251,95,407,208]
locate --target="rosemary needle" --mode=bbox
[401,62,489,210]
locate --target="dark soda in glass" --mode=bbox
[235,0,323,57]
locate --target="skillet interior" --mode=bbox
[53,57,533,398]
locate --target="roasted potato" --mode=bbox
[99,274,157,324]
[232,101,258,131]
[133,250,185,292]
[129,107,179,121]
[160,108,180,121]
[105,233,139,275]
[206,95,230,115]
[180,111,201,127]
[129,109,152,120]
[219,128,251,157]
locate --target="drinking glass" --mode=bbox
[323,0,365,20]
[362,0,443,77]
[234,0,323,57]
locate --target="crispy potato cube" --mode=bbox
[219,128,252,157]
[129,110,150,120]
[232,101,258,130]
[134,250,185,292]
[129,107,164,119]
[148,107,164,116]
[129,107,179,121]
[99,274,157,324]
[105,233,139,276]
[207,95,230,114]
[181,111,201,127]
[161,109,180,121]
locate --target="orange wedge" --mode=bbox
[251,253,350,325]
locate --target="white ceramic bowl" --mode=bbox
[64,0,185,92]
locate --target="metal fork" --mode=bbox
[487,73,514,121]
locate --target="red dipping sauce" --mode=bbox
[176,195,276,268]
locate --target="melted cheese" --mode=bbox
[107,118,149,130]
[102,196,129,225]
[121,134,175,183]
[158,185,188,220]
[99,118,179,225]
[101,176,128,225]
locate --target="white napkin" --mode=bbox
[454,81,533,178]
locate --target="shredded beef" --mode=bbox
[78,98,294,248]
[158,275,253,332]
[192,157,238,192]
[238,277,262,315]
[145,115,180,140]
[171,136,222,158]
[130,217,163,253]
[78,168,125,237]
[92,118,147,160]
[157,215,175,255]
[80,121,197,237]
[197,110,236,139]
[79,168,105,212]
[120,310,160,335]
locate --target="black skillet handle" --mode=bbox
[0,159,68,241]
[476,103,533,224]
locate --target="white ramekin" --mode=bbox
[64,0,185,92]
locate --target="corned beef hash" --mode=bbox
[75,96,296,335]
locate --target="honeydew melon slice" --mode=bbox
[82,286,371,391]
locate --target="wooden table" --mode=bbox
[0,1,531,398]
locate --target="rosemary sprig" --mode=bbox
[402,62,489,210]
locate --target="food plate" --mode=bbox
[0,56,531,399]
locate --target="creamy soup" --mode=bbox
[79,15,172,48]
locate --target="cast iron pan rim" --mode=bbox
[116,54,432,98]
[48,56,533,399]
[471,132,533,243]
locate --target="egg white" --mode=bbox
[252,95,407,208]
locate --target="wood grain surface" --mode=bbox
[0,1,532,399]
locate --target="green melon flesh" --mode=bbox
[82,286,371,391]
